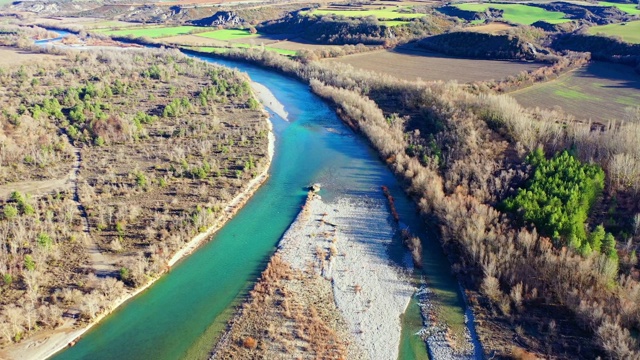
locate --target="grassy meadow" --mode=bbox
[455,3,571,25]
[588,21,640,44]
[196,29,258,41]
[190,45,297,56]
[599,1,640,15]
[96,25,203,38]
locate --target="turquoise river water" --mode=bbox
[48,49,470,360]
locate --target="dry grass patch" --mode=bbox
[0,47,59,67]
[214,255,356,360]
[466,22,514,34]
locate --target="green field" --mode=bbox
[195,29,258,41]
[96,26,204,38]
[588,21,640,43]
[455,3,571,25]
[304,7,427,20]
[190,44,297,56]
[599,1,640,15]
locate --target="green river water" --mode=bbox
[50,52,469,360]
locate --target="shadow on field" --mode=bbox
[577,61,640,91]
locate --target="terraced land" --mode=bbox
[324,48,542,82]
[512,62,640,121]
[588,21,640,44]
[454,3,571,25]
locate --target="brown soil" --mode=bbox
[466,22,514,34]
[324,48,543,83]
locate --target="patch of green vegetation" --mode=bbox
[588,21,640,44]
[503,150,616,259]
[195,29,258,40]
[96,25,203,39]
[599,1,640,15]
[190,45,297,57]
[554,88,600,100]
[303,6,426,20]
[455,3,571,25]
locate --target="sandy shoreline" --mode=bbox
[251,82,289,121]
[3,104,276,360]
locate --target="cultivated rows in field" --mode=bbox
[512,62,640,121]
[324,48,542,83]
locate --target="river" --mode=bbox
[43,37,475,360]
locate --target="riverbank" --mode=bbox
[213,192,416,359]
[3,106,276,360]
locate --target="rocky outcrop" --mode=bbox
[190,11,243,27]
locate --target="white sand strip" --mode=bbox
[251,82,289,121]
[278,194,415,360]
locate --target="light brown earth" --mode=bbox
[466,22,514,34]
[324,48,543,83]
[0,47,59,66]
[268,39,348,52]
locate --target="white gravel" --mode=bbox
[278,194,415,360]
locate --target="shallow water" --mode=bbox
[50,51,469,360]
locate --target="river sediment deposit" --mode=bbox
[214,192,415,359]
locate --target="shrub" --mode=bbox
[242,336,257,349]
[3,205,18,220]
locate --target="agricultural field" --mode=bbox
[454,3,571,25]
[189,44,297,56]
[588,21,640,44]
[511,62,640,121]
[95,25,204,38]
[323,47,543,83]
[302,6,427,20]
[466,22,514,34]
[599,1,640,15]
[196,29,258,41]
